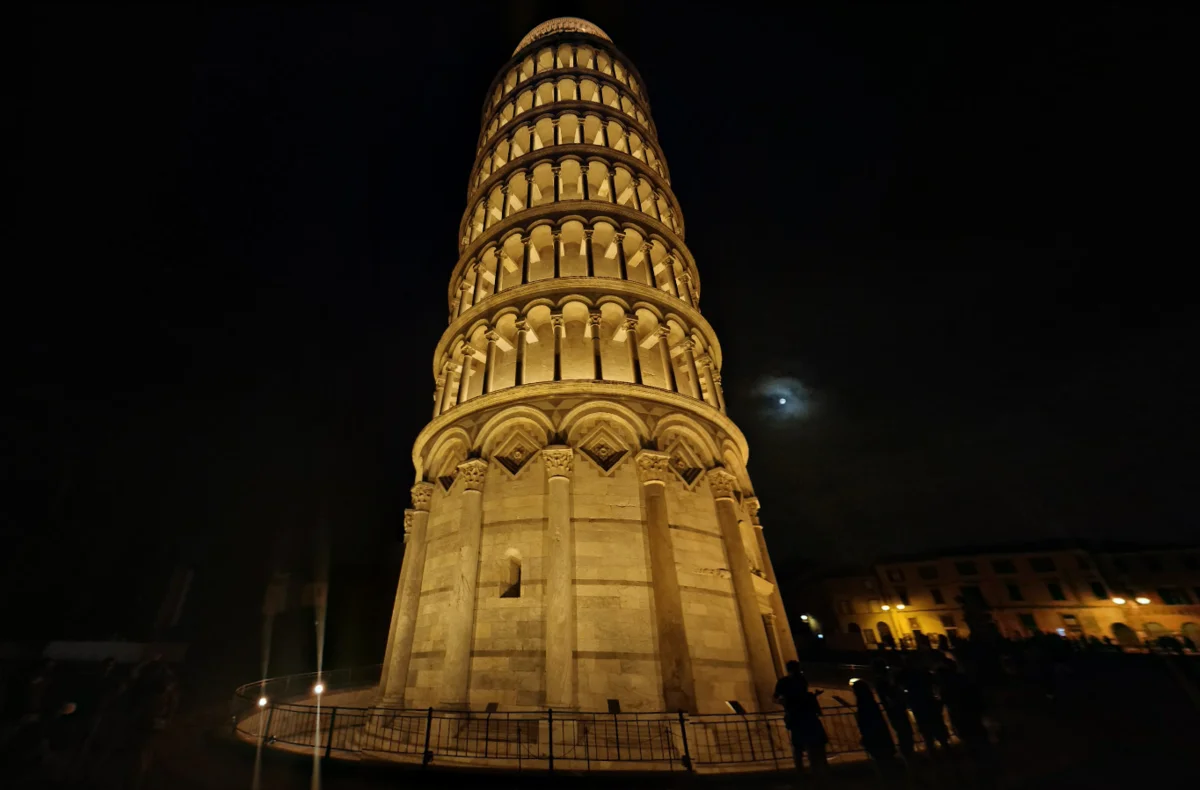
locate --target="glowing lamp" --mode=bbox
[896,604,906,610]
[258,697,268,708]
[1135,597,1151,605]
[313,683,325,695]
[881,604,890,611]
[800,614,809,621]
[1111,597,1126,605]
[848,678,861,685]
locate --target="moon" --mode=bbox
[754,377,811,420]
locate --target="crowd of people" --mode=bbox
[0,654,179,787]
[774,651,993,782]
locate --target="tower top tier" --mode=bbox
[514,17,612,54]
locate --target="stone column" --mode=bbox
[656,326,677,392]
[524,173,534,217]
[543,447,576,708]
[499,184,510,219]
[712,373,727,413]
[472,262,486,307]
[635,450,696,712]
[552,230,562,278]
[458,281,473,317]
[709,470,777,710]
[623,315,642,384]
[440,458,489,708]
[441,362,459,415]
[456,344,476,404]
[614,231,627,280]
[678,339,702,399]
[583,229,595,276]
[551,313,564,381]
[588,311,603,380]
[521,234,532,284]
[679,271,696,307]
[379,482,434,705]
[432,374,446,419]
[483,331,500,394]
[697,355,719,408]
[515,320,529,385]
[747,497,798,664]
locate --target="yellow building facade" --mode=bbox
[376,18,796,714]
[809,545,1200,649]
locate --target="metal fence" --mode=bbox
[232,666,939,773]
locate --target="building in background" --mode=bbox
[791,542,1200,650]
[376,17,795,714]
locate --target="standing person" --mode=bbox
[773,661,829,778]
[900,668,949,752]
[872,662,915,759]
[851,679,898,770]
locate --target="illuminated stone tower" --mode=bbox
[378,17,796,713]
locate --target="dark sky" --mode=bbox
[8,3,1193,636]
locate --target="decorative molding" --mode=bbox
[541,446,575,479]
[745,496,761,526]
[577,421,628,475]
[493,428,543,477]
[411,482,435,511]
[666,438,705,489]
[457,458,490,491]
[635,449,671,485]
[403,509,416,542]
[707,468,739,501]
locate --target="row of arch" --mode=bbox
[451,219,697,320]
[420,400,751,497]
[462,156,681,249]
[490,42,643,112]
[472,110,666,194]
[482,75,648,150]
[432,298,726,418]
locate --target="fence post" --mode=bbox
[422,707,434,766]
[547,708,554,773]
[677,710,693,771]
[325,708,337,758]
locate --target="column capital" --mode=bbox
[551,165,562,174]
[588,311,602,326]
[521,234,533,245]
[641,242,653,254]
[583,228,594,239]
[707,468,739,501]
[500,183,510,194]
[460,343,477,358]
[411,482,435,511]
[485,330,501,344]
[514,318,530,331]
[674,338,696,353]
[457,459,489,492]
[551,229,562,239]
[655,325,671,339]
[745,496,761,524]
[635,449,671,485]
[525,172,535,183]
[542,446,574,480]
[622,314,639,331]
[613,230,626,242]
[696,354,713,368]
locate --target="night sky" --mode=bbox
[9,3,1193,638]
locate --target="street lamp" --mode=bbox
[258,697,268,708]
[1135,597,1151,605]
[896,604,906,610]
[1111,597,1126,605]
[800,614,809,621]
[881,604,891,611]
[313,683,325,695]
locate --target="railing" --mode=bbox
[231,666,940,773]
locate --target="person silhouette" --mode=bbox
[773,661,828,776]
[900,667,949,752]
[872,661,915,759]
[851,679,898,771]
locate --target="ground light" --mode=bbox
[1112,597,1127,604]
[1135,597,1151,605]
[896,604,906,610]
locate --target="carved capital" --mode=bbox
[635,450,671,485]
[696,354,713,369]
[656,325,671,339]
[500,184,510,195]
[411,482,435,511]
[622,314,639,333]
[457,459,489,492]
[707,468,739,501]
[542,446,574,479]
[514,319,530,332]
[521,234,532,245]
[588,311,602,327]
[525,172,535,183]
[583,228,594,240]
[485,330,501,344]
[675,338,696,353]
[745,496,762,526]
[460,343,476,359]
[613,231,626,242]
[550,313,564,329]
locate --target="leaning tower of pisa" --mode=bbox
[378,17,797,714]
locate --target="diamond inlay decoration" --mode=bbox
[578,421,629,474]
[666,438,705,489]
[494,428,543,477]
